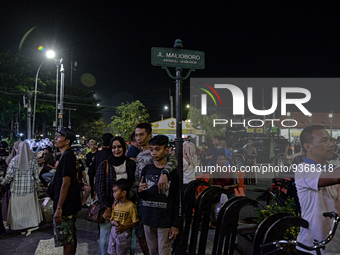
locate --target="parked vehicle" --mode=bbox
[233,135,290,169]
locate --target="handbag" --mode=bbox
[85,160,109,223]
[85,197,105,223]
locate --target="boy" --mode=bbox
[108,179,139,255]
[138,135,180,255]
[212,153,239,192]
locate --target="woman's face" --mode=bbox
[112,140,123,158]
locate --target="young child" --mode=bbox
[138,135,180,255]
[108,179,139,255]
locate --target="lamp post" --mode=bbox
[308,113,313,126]
[58,59,65,131]
[32,50,55,138]
[287,111,291,142]
[329,112,333,137]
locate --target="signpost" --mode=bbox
[152,39,205,254]
[151,47,205,69]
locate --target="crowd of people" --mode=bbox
[1,124,340,255]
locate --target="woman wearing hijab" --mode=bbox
[243,139,257,185]
[183,141,197,189]
[1,142,42,235]
[96,136,136,255]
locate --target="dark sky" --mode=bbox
[1,1,340,123]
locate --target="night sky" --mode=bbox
[1,1,340,123]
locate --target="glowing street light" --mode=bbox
[32,50,55,138]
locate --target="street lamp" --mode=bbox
[287,111,291,142]
[329,111,333,137]
[308,113,313,126]
[32,50,55,138]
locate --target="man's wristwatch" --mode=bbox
[161,169,169,176]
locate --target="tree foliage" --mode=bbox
[189,107,223,141]
[0,50,45,138]
[108,100,150,141]
[0,50,102,139]
[84,119,108,142]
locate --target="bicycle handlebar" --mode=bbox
[260,211,340,252]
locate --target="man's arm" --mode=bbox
[53,176,71,225]
[158,153,178,193]
[318,167,340,187]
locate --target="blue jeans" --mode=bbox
[99,220,112,255]
[42,172,55,183]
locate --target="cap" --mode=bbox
[58,128,76,144]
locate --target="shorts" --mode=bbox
[53,214,77,247]
[108,227,132,255]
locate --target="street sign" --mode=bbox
[151,47,205,69]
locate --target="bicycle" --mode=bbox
[260,211,340,255]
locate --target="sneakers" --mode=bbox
[81,204,89,209]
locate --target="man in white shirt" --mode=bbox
[295,125,340,255]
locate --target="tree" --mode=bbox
[0,50,103,139]
[189,107,223,141]
[61,84,102,135]
[108,100,150,141]
[84,119,108,142]
[0,50,46,139]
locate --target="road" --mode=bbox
[0,178,272,254]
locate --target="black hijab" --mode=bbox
[108,136,127,166]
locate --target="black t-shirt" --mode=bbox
[127,145,140,159]
[43,152,55,171]
[139,164,180,229]
[93,148,112,171]
[53,148,81,215]
[77,158,86,183]
[86,151,98,176]
[207,146,225,166]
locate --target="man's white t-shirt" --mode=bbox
[295,160,340,255]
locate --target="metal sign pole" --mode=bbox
[151,39,204,254]
[175,66,183,195]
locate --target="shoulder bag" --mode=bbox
[85,160,109,223]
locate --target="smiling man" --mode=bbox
[295,125,340,255]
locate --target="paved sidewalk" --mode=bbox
[0,178,273,254]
